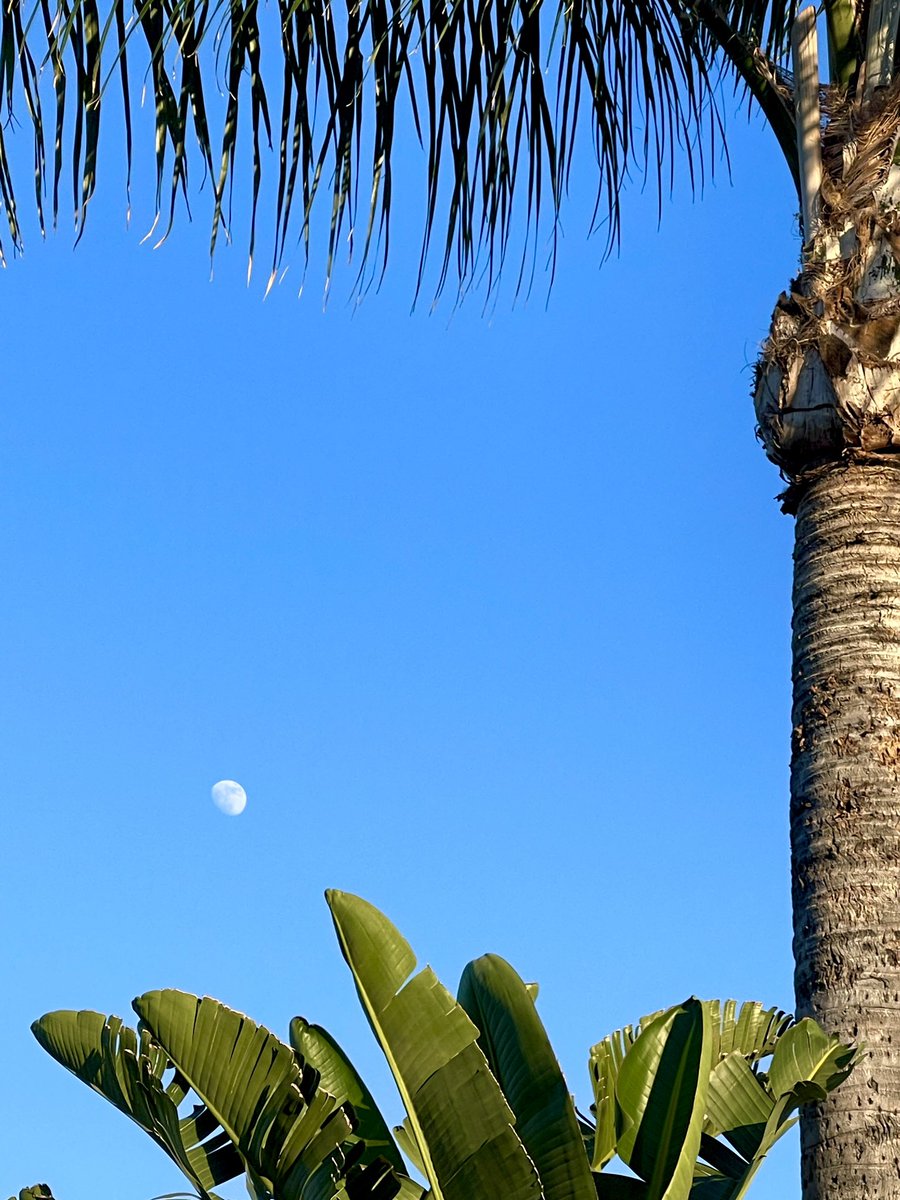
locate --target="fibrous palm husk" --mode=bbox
[754,80,900,490]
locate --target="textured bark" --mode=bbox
[792,463,900,1200]
[751,66,900,1200]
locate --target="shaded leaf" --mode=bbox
[595,1177,650,1200]
[615,1000,712,1200]
[289,1015,422,1200]
[458,952,596,1200]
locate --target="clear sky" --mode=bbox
[3,67,803,1200]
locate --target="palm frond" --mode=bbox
[0,0,801,292]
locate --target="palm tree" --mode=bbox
[1,0,896,1195]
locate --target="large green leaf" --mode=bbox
[289,1017,423,1200]
[590,1000,858,1200]
[765,1018,858,1099]
[704,1054,773,1161]
[326,890,542,1200]
[698,1018,862,1200]
[134,990,397,1200]
[591,999,791,1176]
[705,1003,791,1065]
[31,1009,242,1199]
[590,1018,647,1171]
[457,953,596,1200]
[614,1000,713,1200]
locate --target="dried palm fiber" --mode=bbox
[754,79,900,496]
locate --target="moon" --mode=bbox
[211,779,247,816]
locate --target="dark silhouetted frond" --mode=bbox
[0,0,801,292]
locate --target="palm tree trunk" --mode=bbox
[790,461,900,1199]
[753,81,900,1189]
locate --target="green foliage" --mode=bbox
[27,892,861,1200]
[134,990,393,1200]
[31,998,400,1200]
[31,1008,242,1200]
[10,1186,56,1200]
[288,1017,410,1182]
[327,889,542,1200]
[0,0,806,292]
[590,1000,860,1200]
[457,952,596,1200]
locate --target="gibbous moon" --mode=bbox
[211,779,247,816]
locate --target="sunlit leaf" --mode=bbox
[327,890,542,1200]
[31,1010,241,1199]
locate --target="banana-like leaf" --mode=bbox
[31,1010,241,1199]
[591,1000,790,1174]
[695,1133,749,1181]
[687,1179,738,1200]
[134,990,396,1200]
[595,1177,650,1200]
[590,1036,622,1171]
[590,1011,662,1169]
[765,1018,858,1099]
[590,1000,858,1200]
[457,953,596,1200]
[704,1054,773,1161]
[589,1009,677,1174]
[615,999,713,1200]
[289,1017,423,1200]
[326,890,542,1200]
[705,1003,791,1065]
[698,1019,862,1200]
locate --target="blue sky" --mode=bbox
[3,69,803,1200]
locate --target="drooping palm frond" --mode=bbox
[0,0,804,292]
